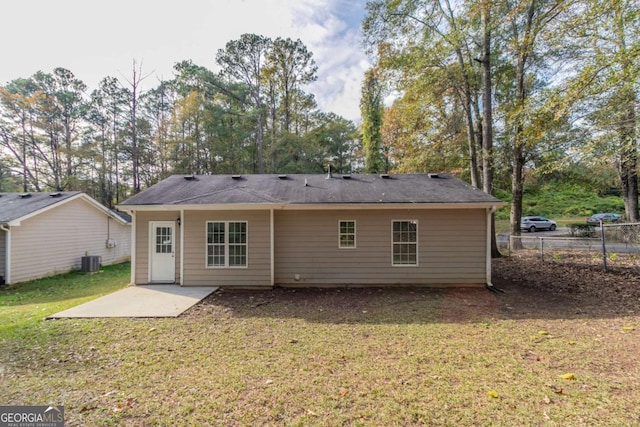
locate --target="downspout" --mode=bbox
[1,225,10,285]
[485,206,504,294]
[270,208,274,287]
[180,209,184,286]
[130,212,136,285]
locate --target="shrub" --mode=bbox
[568,223,596,237]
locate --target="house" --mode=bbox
[0,192,131,284]
[118,173,504,288]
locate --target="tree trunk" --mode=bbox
[454,46,480,189]
[509,1,535,250]
[480,1,501,258]
[620,102,639,221]
[510,148,525,249]
[613,3,639,222]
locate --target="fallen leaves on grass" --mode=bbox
[113,397,136,412]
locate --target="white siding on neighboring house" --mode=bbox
[9,197,130,284]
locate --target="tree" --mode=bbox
[0,78,43,191]
[32,68,87,190]
[121,60,151,194]
[566,0,640,221]
[216,34,272,173]
[264,37,318,134]
[360,67,384,173]
[314,112,359,173]
[363,0,483,186]
[489,1,572,242]
[479,0,501,257]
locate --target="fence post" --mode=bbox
[540,237,544,262]
[600,221,608,272]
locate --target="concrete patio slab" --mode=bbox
[48,285,218,318]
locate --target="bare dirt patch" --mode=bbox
[187,252,640,322]
[493,251,640,318]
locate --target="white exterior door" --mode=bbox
[149,221,175,283]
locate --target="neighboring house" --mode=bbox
[118,173,504,288]
[0,192,131,284]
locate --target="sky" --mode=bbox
[1,0,371,122]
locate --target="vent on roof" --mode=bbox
[19,193,31,199]
[49,192,62,197]
[231,175,242,180]
[380,174,390,179]
[342,174,351,179]
[184,174,196,181]
[428,173,440,179]
[278,174,288,179]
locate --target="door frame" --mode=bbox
[148,221,176,283]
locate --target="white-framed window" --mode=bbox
[207,221,247,268]
[392,220,418,266]
[339,220,356,249]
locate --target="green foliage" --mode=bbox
[522,183,624,218]
[567,223,596,237]
[493,183,624,221]
[360,68,384,173]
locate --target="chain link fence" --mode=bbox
[497,222,640,275]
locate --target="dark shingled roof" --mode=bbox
[120,174,502,207]
[0,191,82,223]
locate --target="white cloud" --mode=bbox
[0,0,370,121]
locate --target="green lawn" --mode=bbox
[1,261,638,426]
[0,262,130,340]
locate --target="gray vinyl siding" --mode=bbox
[133,207,488,287]
[274,209,487,286]
[182,210,271,287]
[134,211,181,284]
[9,198,131,284]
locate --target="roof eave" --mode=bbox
[117,201,505,212]
[5,193,130,226]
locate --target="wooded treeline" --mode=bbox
[0,35,359,208]
[362,0,640,236]
[1,0,639,241]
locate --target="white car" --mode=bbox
[521,216,557,232]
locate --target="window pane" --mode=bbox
[339,221,356,248]
[229,245,247,266]
[392,221,417,265]
[156,226,172,253]
[208,221,247,267]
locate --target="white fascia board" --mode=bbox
[117,202,505,212]
[9,193,129,226]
